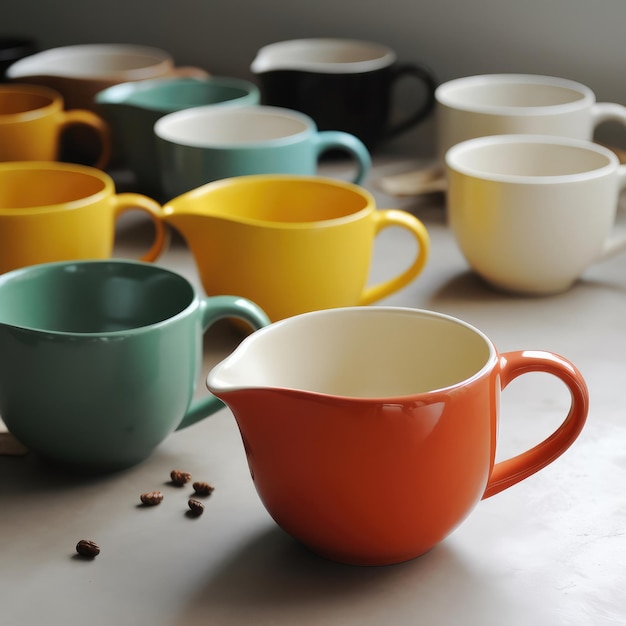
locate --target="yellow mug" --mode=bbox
[0,161,167,274]
[0,84,111,168]
[162,174,430,321]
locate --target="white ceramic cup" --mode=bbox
[446,134,626,295]
[435,74,626,159]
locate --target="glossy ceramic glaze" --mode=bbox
[207,306,589,566]
[251,38,437,148]
[0,161,167,273]
[95,76,259,196]
[161,175,429,321]
[446,135,626,294]
[155,105,372,198]
[0,260,269,471]
[0,83,111,167]
[436,73,626,159]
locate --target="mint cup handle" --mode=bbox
[314,131,372,185]
[176,296,270,430]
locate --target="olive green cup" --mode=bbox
[0,259,270,471]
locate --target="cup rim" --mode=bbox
[0,83,61,121]
[0,161,114,213]
[154,104,315,148]
[94,75,259,112]
[0,259,197,336]
[163,173,376,228]
[206,306,497,400]
[250,38,396,74]
[435,74,595,114]
[445,134,618,184]
[94,74,259,108]
[6,43,173,80]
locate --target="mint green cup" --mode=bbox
[154,104,372,199]
[0,260,270,471]
[95,76,260,196]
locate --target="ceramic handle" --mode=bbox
[386,62,437,138]
[359,209,430,305]
[482,350,589,499]
[591,101,626,127]
[601,164,626,259]
[314,131,372,185]
[58,109,112,169]
[176,296,271,429]
[112,193,169,262]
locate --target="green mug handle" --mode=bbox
[314,130,372,185]
[176,295,270,429]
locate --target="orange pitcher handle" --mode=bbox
[482,350,589,499]
[359,208,430,305]
[58,109,112,170]
[112,193,169,262]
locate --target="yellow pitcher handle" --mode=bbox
[359,209,430,305]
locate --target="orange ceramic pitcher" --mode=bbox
[207,306,589,566]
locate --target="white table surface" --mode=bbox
[1,138,625,626]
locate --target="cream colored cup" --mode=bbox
[436,74,626,159]
[446,135,626,295]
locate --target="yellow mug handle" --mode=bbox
[359,209,430,305]
[112,193,169,262]
[59,109,112,170]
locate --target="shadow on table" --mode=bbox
[426,268,626,307]
[176,524,520,625]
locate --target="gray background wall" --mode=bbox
[4,0,626,155]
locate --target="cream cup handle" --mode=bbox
[600,164,626,259]
[591,102,626,127]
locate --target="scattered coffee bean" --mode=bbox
[76,539,100,558]
[170,469,192,486]
[140,491,164,506]
[188,499,205,516]
[192,481,215,496]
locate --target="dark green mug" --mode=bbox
[95,76,260,196]
[0,259,270,471]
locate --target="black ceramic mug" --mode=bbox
[251,38,437,150]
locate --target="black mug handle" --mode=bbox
[387,62,437,139]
